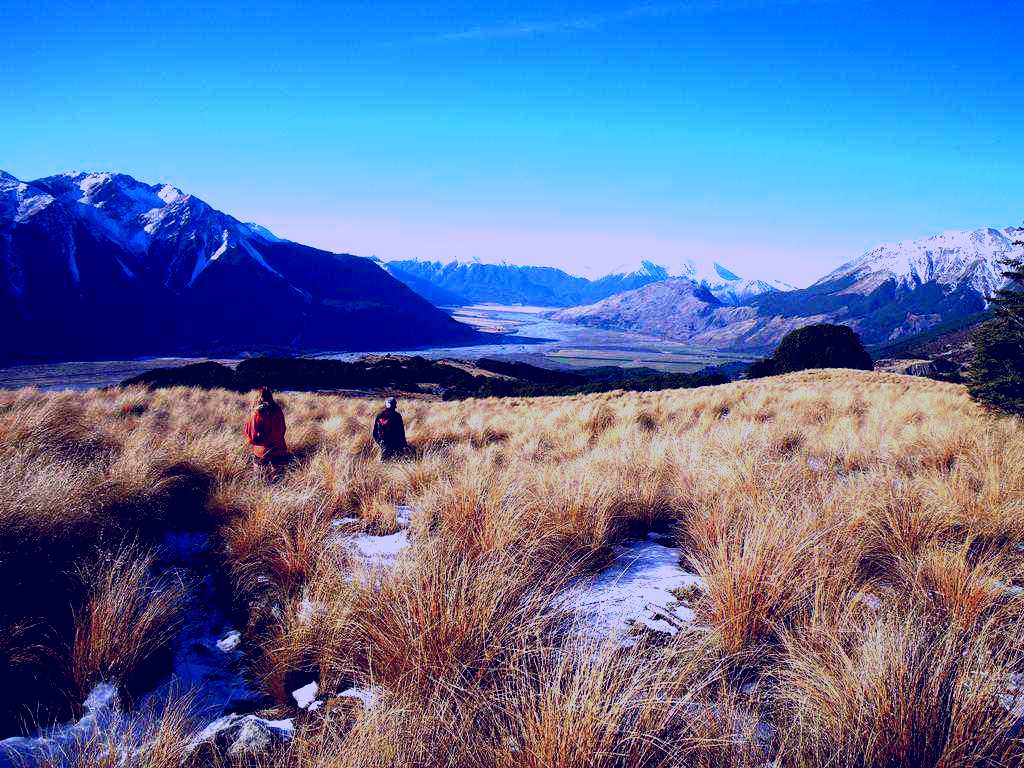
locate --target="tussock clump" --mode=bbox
[331,535,569,697]
[776,608,1024,768]
[71,544,189,697]
[584,401,617,440]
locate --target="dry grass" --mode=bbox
[1,369,1023,766]
[71,545,190,697]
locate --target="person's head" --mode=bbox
[254,386,276,409]
[385,397,397,411]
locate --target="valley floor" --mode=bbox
[0,305,754,391]
[1,370,1022,767]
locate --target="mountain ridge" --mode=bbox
[0,170,477,363]
[383,256,790,308]
[552,225,1023,352]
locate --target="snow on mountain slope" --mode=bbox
[383,255,790,308]
[0,171,55,224]
[245,222,286,242]
[818,227,1022,300]
[600,260,670,282]
[32,171,280,290]
[589,257,791,305]
[553,225,1023,352]
[0,170,476,362]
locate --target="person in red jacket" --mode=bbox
[244,387,288,472]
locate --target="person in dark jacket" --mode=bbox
[244,387,288,475]
[372,397,408,460]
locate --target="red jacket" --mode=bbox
[244,404,287,460]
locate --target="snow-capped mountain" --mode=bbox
[553,225,1023,351]
[381,256,790,308]
[598,260,671,282]
[674,259,794,304]
[28,171,296,293]
[383,259,671,307]
[0,170,475,363]
[244,222,286,243]
[816,227,1020,300]
[585,257,791,305]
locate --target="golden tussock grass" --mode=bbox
[71,544,190,698]
[1,369,1023,766]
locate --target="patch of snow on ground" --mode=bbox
[262,718,295,734]
[141,532,262,720]
[349,530,409,567]
[395,505,414,528]
[1,531,266,765]
[1004,674,1024,724]
[292,682,319,710]
[337,686,380,710]
[297,596,320,623]
[332,504,414,568]
[560,533,703,640]
[0,684,119,767]
[185,713,294,759]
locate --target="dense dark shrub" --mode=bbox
[744,357,778,379]
[968,250,1024,415]
[746,324,873,379]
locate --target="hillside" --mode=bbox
[0,171,477,363]
[2,371,1023,766]
[554,226,1024,352]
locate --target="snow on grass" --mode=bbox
[349,529,409,567]
[331,504,414,569]
[395,504,414,528]
[292,681,318,710]
[0,683,119,766]
[216,630,241,653]
[337,686,380,710]
[142,533,262,720]
[560,532,703,640]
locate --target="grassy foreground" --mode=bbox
[2,370,1023,767]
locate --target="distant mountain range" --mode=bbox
[553,227,1023,352]
[5,168,1017,364]
[0,171,476,363]
[380,257,790,308]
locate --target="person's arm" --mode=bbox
[396,413,407,444]
[372,415,381,443]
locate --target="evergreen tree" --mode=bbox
[967,245,1024,415]
[745,323,873,379]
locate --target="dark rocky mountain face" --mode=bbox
[0,171,476,363]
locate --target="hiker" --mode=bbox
[372,397,408,460]
[244,386,288,473]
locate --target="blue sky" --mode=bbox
[4,0,1023,285]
